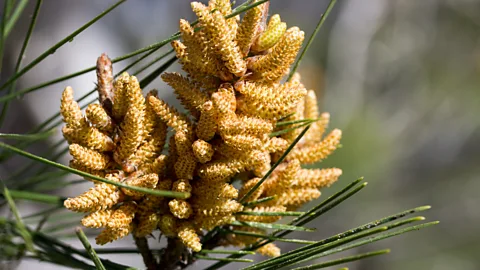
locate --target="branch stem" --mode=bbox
[134,236,157,270]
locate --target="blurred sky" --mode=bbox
[1,0,479,269]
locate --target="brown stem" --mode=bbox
[202,229,225,251]
[133,236,158,270]
[160,237,191,270]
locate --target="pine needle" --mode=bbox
[291,249,391,270]
[289,182,368,228]
[248,217,432,270]
[23,206,63,220]
[133,49,174,76]
[0,129,55,141]
[275,118,316,127]
[243,226,390,270]
[195,255,254,263]
[239,125,311,203]
[298,220,438,265]
[0,142,190,199]
[0,0,43,127]
[199,249,256,255]
[243,196,277,207]
[4,0,29,38]
[3,189,66,205]
[230,220,315,232]
[287,0,338,81]
[75,227,106,270]
[237,211,305,217]
[139,56,177,88]
[270,120,315,137]
[0,0,127,92]
[225,229,317,245]
[1,182,36,254]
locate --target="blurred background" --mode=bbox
[1,0,479,269]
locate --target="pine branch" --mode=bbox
[160,238,190,270]
[133,236,158,270]
[0,1,440,270]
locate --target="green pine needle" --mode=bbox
[275,118,316,127]
[31,228,132,269]
[240,125,311,203]
[1,182,36,254]
[0,1,8,73]
[243,196,277,207]
[230,220,315,232]
[0,129,55,141]
[75,227,106,270]
[291,249,391,270]
[43,221,83,234]
[277,112,296,122]
[0,142,190,199]
[16,171,69,190]
[237,211,305,217]
[287,0,338,81]
[292,208,430,253]
[290,218,427,267]
[290,178,364,226]
[3,189,66,205]
[23,206,63,220]
[4,0,29,39]
[243,227,390,270]
[94,248,141,254]
[288,182,368,228]
[250,217,431,270]
[0,0,127,92]
[300,220,438,265]
[225,229,317,245]
[139,56,177,88]
[270,120,315,137]
[25,212,81,226]
[0,0,43,127]
[229,0,270,18]
[199,249,256,255]
[195,255,254,263]
[133,49,174,76]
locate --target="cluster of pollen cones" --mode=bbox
[60,0,342,257]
